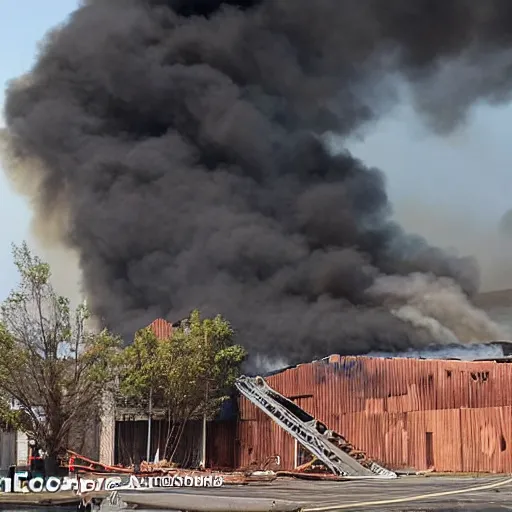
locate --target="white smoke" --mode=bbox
[253,354,290,373]
[368,272,510,342]
[368,343,507,361]
[390,304,460,343]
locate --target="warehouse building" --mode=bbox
[107,346,512,474]
[101,310,512,474]
[237,353,512,473]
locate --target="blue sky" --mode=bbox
[0,0,79,297]
[1,0,511,301]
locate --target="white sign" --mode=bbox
[0,472,224,493]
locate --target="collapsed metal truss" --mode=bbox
[235,375,397,479]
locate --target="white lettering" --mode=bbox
[80,478,96,493]
[45,476,61,493]
[27,477,44,493]
[4,472,224,493]
[14,471,28,493]
[60,476,78,492]
[0,477,12,493]
[105,477,121,490]
[129,475,141,489]
[138,476,149,488]
[95,477,105,491]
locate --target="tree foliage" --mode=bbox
[0,242,120,473]
[118,309,246,462]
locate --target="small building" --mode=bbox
[99,318,237,469]
[0,428,48,475]
[113,400,237,469]
[0,428,17,475]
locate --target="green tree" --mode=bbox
[118,309,246,464]
[0,242,120,475]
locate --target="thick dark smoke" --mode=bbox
[3,0,512,369]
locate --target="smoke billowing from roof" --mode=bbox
[368,343,509,362]
[2,0,512,369]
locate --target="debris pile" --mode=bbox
[139,459,179,473]
[239,456,281,474]
[64,451,276,485]
[65,451,185,475]
[64,451,133,474]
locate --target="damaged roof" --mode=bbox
[257,341,512,378]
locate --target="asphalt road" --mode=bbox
[112,475,512,511]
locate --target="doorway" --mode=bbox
[425,432,434,468]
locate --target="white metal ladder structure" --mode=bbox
[235,375,397,479]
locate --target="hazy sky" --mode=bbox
[0,0,80,298]
[349,100,512,292]
[1,0,511,301]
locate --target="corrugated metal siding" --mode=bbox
[254,356,512,414]
[237,356,512,472]
[148,318,173,339]
[461,407,512,473]
[207,421,236,469]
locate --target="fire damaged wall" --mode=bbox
[237,356,512,472]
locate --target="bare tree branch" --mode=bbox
[0,242,121,475]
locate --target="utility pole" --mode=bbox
[201,381,208,469]
[146,386,153,462]
[200,332,208,469]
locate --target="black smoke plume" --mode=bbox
[3,0,512,369]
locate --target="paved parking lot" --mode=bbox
[110,475,512,511]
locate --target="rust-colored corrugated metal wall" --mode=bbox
[237,356,512,473]
[207,421,237,469]
[148,318,173,339]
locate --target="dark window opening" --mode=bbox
[428,374,434,385]
[501,435,507,452]
[426,432,434,468]
[470,371,490,382]
[446,370,452,378]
